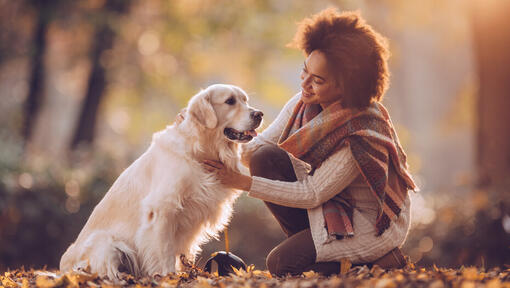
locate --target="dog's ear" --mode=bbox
[188,89,218,129]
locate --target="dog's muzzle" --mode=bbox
[223,110,263,143]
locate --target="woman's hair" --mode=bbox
[289,8,390,109]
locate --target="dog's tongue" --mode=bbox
[246,130,257,137]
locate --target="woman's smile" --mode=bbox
[301,90,314,98]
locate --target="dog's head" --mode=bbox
[187,84,263,143]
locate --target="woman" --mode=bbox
[203,8,417,276]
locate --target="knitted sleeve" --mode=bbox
[240,93,301,167]
[248,145,360,209]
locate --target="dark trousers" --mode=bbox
[249,144,340,276]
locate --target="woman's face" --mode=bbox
[300,50,343,108]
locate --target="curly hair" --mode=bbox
[289,8,390,109]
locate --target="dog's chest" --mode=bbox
[175,184,227,228]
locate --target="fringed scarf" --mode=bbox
[278,97,417,238]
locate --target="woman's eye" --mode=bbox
[301,69,308,79]
[225,97,236,105]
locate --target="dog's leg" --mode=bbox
[136,203,179,276]
[60,243,79,273]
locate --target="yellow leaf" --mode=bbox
[429,280,445,288]
[177,272,189,279]
[408,261,416,269]
[252,270,272,278]
[340,258,352,275]
[231,266,249,277]
[375,278,396,288]
[160,278,180,287]
[65,271,96,286]
[461,281,476,288]
[35,276,63,288]
[302,270,319,278]
[1,276,17,288]
[462,267,482,281]
[486,279,501,288]
[231,266,242,276]
[21,278,30,288]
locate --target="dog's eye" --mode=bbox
[225,97,236,105]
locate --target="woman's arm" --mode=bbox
[247,145,360,209]
[204,144,361,208]
[240,93,301,167]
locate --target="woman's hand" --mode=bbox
[203,160,253,191]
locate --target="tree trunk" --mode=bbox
[22,1,50,146]
[471,0,510,187]
[70,0,131,149]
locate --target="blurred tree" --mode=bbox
[22,0,55,146]
[471,0,510,187]
[71,0,132,149]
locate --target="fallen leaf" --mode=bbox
[375,278,396,288]
[340,258,352,275]
[302,270,319,278]
[1,276,18,288]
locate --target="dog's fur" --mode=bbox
[60,84,261,279]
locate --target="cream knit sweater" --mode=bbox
[241,93,411,264]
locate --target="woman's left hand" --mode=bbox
[203,160,253,191]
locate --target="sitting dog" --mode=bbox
[60,84,263,279]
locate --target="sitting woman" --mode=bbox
[204,8,417,276]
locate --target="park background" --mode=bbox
[0,0,508,272]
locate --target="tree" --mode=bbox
[22,0,55,146]
[471,0,510,187]
[70,0,132,149]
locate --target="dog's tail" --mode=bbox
[68,232,141,280]
[114,240,140,278]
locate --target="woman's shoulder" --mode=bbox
[289,92,302,105]
[281,92,302,114]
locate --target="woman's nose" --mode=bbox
[301,76,311,90]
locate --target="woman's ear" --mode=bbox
[334,77,344,95]
[187,89,218,129]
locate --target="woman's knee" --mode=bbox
[266,247,279,275]
[266,229,316,276]
[249,144,295,180]
[266,246,287,276]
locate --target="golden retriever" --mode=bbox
[59,84,262,280]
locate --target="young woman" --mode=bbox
[204,8,417,276]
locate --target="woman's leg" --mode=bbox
[249,144,309,237]
[266,228,340,276]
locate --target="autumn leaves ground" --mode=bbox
[1,262,509,288]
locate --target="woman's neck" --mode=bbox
[320,99,343,110]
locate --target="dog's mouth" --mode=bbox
[223,128,258,143]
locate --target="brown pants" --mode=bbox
[249,144,340,276]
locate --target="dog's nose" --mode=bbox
[251,110,263,120]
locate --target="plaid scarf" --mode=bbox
[278,98,417,238]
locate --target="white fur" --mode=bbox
[60,84,260,280]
